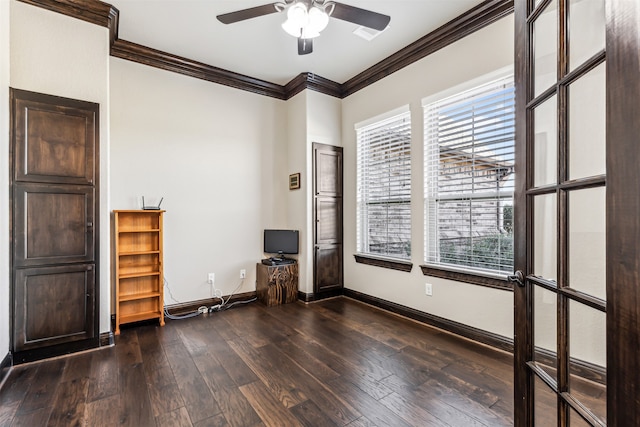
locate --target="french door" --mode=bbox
[514,0,640,425]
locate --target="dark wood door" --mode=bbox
[313,143,343,294]
[511,0,640,425]
[11,89,99,361]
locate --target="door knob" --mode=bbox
[507,270,525,287]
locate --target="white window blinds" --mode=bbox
[356,108,412,260]
[424,76,515,274]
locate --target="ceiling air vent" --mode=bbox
[353,25,387,41]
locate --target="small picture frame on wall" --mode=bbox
[289,173,301,190]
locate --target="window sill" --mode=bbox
[354,254,413,272]
[420,264,513,291]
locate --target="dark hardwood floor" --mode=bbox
[0,297,519,426]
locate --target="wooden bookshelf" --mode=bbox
[114,210,165,334]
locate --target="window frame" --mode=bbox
[422,70,516,284]
[355,106,413,266]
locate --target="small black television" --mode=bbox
[264,229,299,256]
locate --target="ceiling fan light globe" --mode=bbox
[287,2,308,21]
[301,28,321,39]
[307,7,329,33]
[282,19,303,37]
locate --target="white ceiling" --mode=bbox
[111,0,485,85]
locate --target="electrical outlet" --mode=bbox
[240,269,246,279]
[208,273,215,285]
[425,283,433,296]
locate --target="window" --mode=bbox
[424,75,515,275]
[356,107,412,260]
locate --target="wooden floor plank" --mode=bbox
[327,376,413,427]
[163,341,222,423]
[192,349,237,393]
[46,378,90,427]
[379,391,452,427]
[16,358,65,415]
[0,400,20,426]
[345,416,378,427]
[211,342,261,389]
[9,407,51,426]
[441,357,513,403]
[137,325,173,375]
[290,399,339,427]
[268,334,340,383]
[155,406,194,427]
[421,377,512,426]
[138,324,185,418]
[227,338,308,409]
[192,413,230,427]
[61,353,93,382]
[282,332,395,400]
[147,382,185,420]
[359,346,446,388]
[84,395,120,427]
[177,323,226,357]
[239,381,303,427]
[115,330,143,368]
[0,365,39,407]
[258,343,361,425]
[211,385,262,427]
[118,363,155,427]
[380,374,492,427]
[278,303,398,358]
[221,305,294,348]
[87,347,118,402]
[308,303,407,351]
[216,306,277,348]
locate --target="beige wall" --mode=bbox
[0,0,10,357]
[286,91,309,291]
[342,15,516,339]
[8,0,111,334]
[286,91,343,294]
[110,58,288,304]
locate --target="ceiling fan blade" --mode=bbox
[298,38,313,55]
[217,3,281,24]
[330,2,390,31]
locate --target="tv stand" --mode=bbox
[256,262,298,306]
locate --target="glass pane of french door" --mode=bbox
[534,286,557,378]
[568,0,605,71]
[534,376,557,425]
[570,409,593,427]
[568,63,606,180]
[568,187,605,299]
[569,301,607,423]
[534,96,558,187]
[533,0,557,97]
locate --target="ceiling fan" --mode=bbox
[217,0,391,55]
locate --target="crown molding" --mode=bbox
[341,0,514,97]
[111,39,289,100]
[284,72,342,99]
[19,0,514,100]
